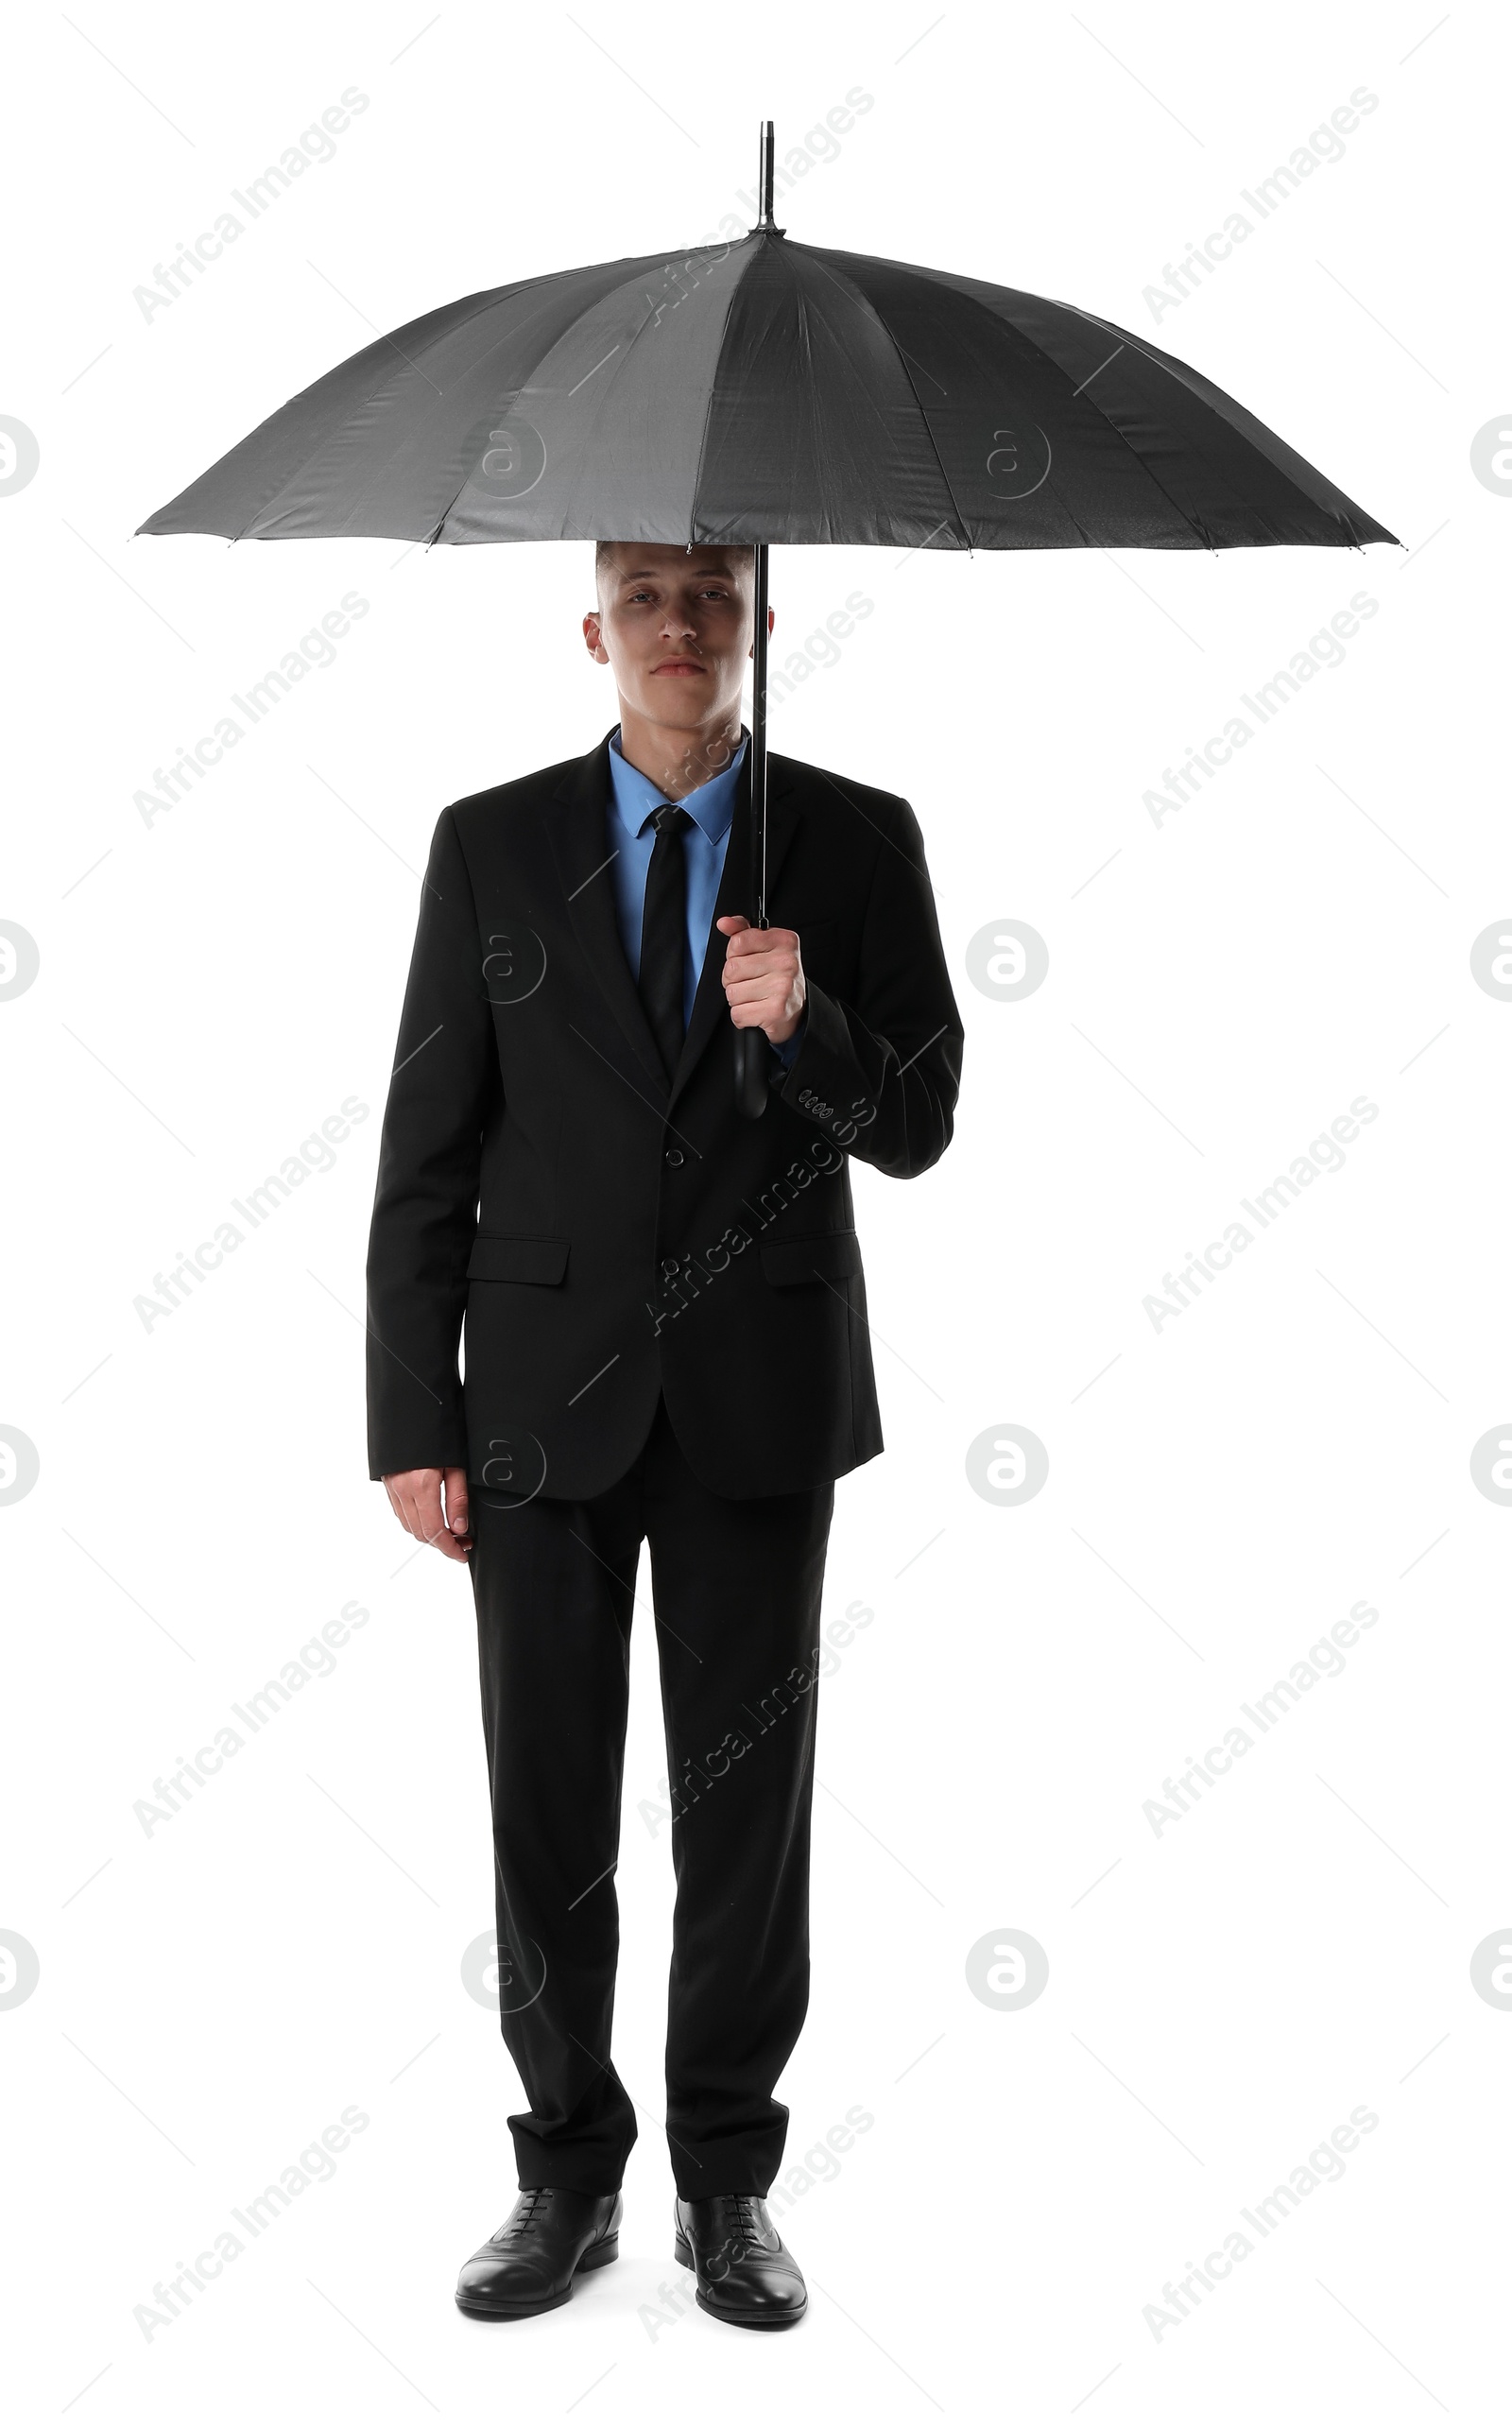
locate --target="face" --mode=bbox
[585,545,756,732]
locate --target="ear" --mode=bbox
[582,610,610,664]
[747,605,776,658]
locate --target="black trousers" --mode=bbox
[468,1391,834,2197]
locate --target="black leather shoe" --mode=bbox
[455,2187,622,2318]
[674,2193,807,2330]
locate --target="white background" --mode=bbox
[4,2,1506,2419]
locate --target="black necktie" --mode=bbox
[638,801,691,1081]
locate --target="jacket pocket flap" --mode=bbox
[759,1230,862,1287]
[467,1234,570,1284]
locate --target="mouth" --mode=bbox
[653,657,708,676]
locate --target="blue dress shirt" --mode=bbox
[605,727,805,1070]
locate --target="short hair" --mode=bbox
[594,540,755,586]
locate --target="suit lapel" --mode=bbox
[545,732,667,1095]
[543,729,801,1111]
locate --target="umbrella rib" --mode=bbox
[1054,296,1351,513]
[429,309,635,544]
[1035,314,1214,544]
[688,238,756,543]
[799,248,971,549]
[831,242,1237,551]
[432,271,661,542]
[1041,299,1297,542]
[219,276,562,543]
[560,250,745,541]
[890,254,1215,547]
[430,273,656,544]
[816,245,1083,543]
[232,259,671,544]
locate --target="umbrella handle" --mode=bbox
[733,1025,769,1119]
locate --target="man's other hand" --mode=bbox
[716,915,806,1046]
[384,1466,473,1559]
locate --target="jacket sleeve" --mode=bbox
[775,794,963,1178]
[365,807,494,1478]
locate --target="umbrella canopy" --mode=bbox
[137,224,1394,555]
[137,124,1395,1117]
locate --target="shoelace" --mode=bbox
[497,2187,550,2242]
[724,2195,765,2247]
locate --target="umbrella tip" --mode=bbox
[755,119,782,232]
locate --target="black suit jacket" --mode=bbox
[365,729,964,1501]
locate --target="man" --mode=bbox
[366,542,963,2329]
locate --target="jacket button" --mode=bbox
[664,1146,684,1167]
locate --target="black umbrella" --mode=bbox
[139,122,1396,1112]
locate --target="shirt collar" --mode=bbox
[607,725,747,848]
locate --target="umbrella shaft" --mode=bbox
[749,540,769,927]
